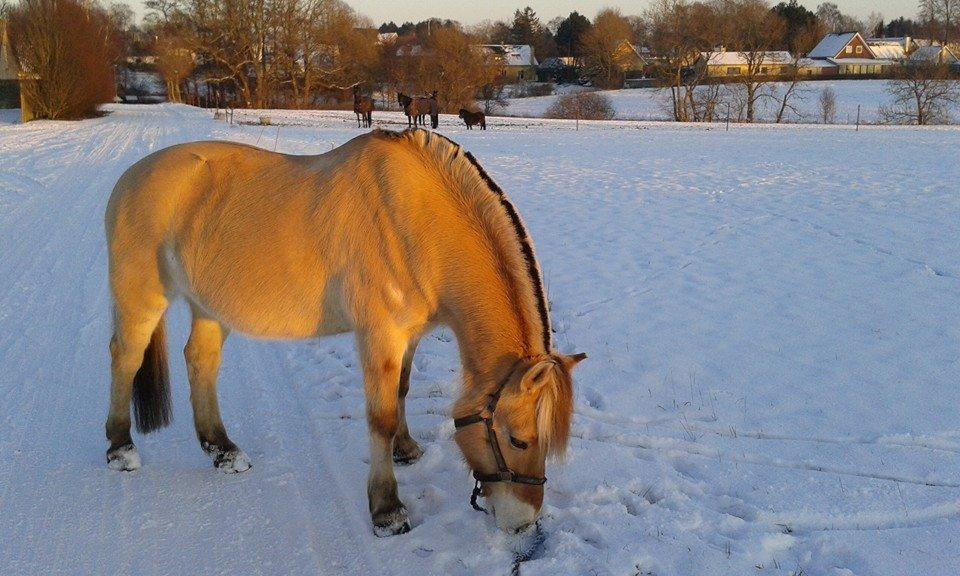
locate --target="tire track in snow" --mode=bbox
[579,428,960,488]
[577,404,960,456]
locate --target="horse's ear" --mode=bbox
[519,359,556,394]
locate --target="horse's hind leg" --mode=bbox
[184,310,250,473]
[106,303,168,471]
[393,339,423,464]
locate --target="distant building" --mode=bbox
[613,41,650,76]
[1,19,20,109]
[700,50,793,77]
[807,32,897,76]
[907,44,958,66]
[865,36,916,61]
[480,44,537,83]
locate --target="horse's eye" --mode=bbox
[509,436,529,450]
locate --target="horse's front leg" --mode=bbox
[357,329,410,536]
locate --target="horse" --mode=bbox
[459,109,486,130]
[398,91,439,129]
[103,129,585,537]
[353,85,374,128]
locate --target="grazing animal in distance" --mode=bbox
[353,85,374,128]
[398,91,439,129]
[103,129,585,537]
[459,108,486,130]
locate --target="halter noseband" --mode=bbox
[453,368,547,513]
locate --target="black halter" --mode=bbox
[453,370,547,513]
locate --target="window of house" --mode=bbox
[845,45,853,54]
[760,67,769,74]
[726,67,739,75]
[856,45,863,54]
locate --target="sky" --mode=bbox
[126,0,920,25]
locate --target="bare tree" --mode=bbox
[647,0,720,122]
[819,85,836,123]
[879,63,960,124]
[9,0,117,119]
[726,0,787,123]
[154,34,193,102]
[581,8,633,89]
[919,0,960,45]
[771,22,824,123]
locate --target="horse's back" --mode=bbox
[106,133,435,338]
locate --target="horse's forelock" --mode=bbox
[537,363,574,458]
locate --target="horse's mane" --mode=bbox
[380,129,552,356]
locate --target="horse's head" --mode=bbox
[454,352,585,533]
[458,109,468,118]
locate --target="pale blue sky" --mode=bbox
[127,0,920,24]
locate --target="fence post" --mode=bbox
[726,103,731,131]
[856,104,861,131]
[575,92,580,131]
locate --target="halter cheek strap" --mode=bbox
[453,368,547,513]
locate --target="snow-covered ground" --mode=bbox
[1,104,959,576]
[504,79,925,124]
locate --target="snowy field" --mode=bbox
[1,105,959,576]
[504,79,929,124]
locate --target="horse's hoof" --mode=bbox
[107,443,141,472]
[393,439,423,465]
[372,506,411,537]
[214,449,252,474]
[203,442,252,474]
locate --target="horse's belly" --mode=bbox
[167,247,350,339]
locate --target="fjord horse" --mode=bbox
[459,109,486,130]
[104,129,584,536]
[353,85,374,128]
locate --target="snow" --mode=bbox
[1,104,959,576]
[503,79,943,124]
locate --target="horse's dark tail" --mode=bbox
[431,113,439,129]
[133,314,172,434]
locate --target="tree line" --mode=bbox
[1,0,957,122]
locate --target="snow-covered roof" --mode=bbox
[481,44,538,67]
[702,51,792,66]
[377,32,398,44]
[797,58,838,68]
[827,58,895,66]
[808,32,863,59]
[909,45,958,63]
[866,43,905,60]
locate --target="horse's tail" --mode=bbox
[133,313,172,434]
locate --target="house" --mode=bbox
[480,44,537,82]
[866,36,917,60]
[807,31,897,76]
[613,41,650,75]
[700,50,793,77]
[796,57,839,76]
[908,44,958,66]
[1,19,20,109]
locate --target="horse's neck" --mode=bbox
[440,256,543,407]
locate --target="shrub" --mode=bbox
[9,0,117,119]
[544,91,615,120]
